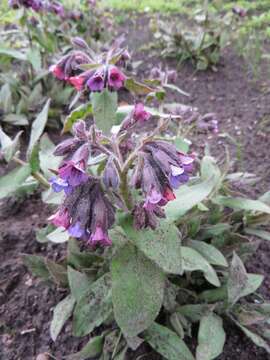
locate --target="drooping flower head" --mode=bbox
[50,179,115,247]
[108,65,126,90]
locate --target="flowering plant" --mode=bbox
[2,38,270,359]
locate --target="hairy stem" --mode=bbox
[13,156,50,189]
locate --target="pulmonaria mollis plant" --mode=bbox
[15,37,270,360]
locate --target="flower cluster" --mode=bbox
[150,66,177,84]
[9,0,65,16]
[50,39,127,93]
[48,100,194,246]
[131,140,194,229]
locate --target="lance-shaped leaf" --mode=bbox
[121,218,183,274]
[50,295,76,341]
[245,228,270,241]
[0,47,27,61]
[214,196,270,214]
[27,99,51,156]
[188,240,228,267]
[22,254,50,280]
[111,243,165,338]
[181,247,220,287]
[66,336,103,360]
[233,320,270,354]
[39,134,62,179]
[91,89,117,134]
[0,127,22,162]
[67,266,93,302]
[144,322,195,360]
[73,274,112,337]
[0,164,31,199]
[196,313,226,360]
[125,78,155,95]
[63,103,92,133]
[227,252,248,305]
[165,157,220,222]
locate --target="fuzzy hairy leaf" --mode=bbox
[214,196,270,214]
[39,134,62,179]
[144,322,195,360]
[121,219,183,274]
[245,228,270,241]
[0,164,31,199]
[0,127,22,162]
[227,253,248,305]
[67,266,93,302]
[196,313,225,360]
[111,243,165,338]
[63,103,92,133]
[50,295,76,341]
[188,240,228,267]
[73,274,112,337]
[234,321,270,354]
[91,89,117,134]
[181,247,220,287]
[22,254,50,280]
[28,99,51,156]
[66,336,103,360]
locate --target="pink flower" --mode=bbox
[108,66,126,90]
[87,70,105,92]
[69,76,85,91]
[134,103,151,123]
[88,226,112,247]
[49,64,65,80]
[49,209,70,228]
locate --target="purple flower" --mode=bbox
[68,221,85,238]
[133,202,165,230]
[49,176,72,194]
[50,180,115,247]
[133,103,151,123]
[87,70,105,92]
[88,226,112,247]
[49,209,70,229]
[103,157,119,189]
[108,66,126,90]
[58,161,88,187]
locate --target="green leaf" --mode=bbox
[0,164,31,199]
[241,274,264,298]
[91,89,117,134]
[245,228,270,241]
[36,224,54,243]
[0,47,27,61]
[200,223,231,239]
[27,47,41,72]
[125,78,155,95]
[144,322,195,360]
[177,304,211,323]
[214,196,270,214]
[46,260,68,287]
[181,247,220,287]
[47,227,69,243]
[234,321,270,354]
[66,336,103,360]
[227,252,248,305]
[188,240,228,267]
[67,238,103,270]
[0,83,12,113]
[39,134,62,179]
[165,157,220,222]
[121,218,183,274]
[73,274,112,337]
[67,266,93,302]
[111,243,165,338]
[163,83,190,97]
[27,99,50,155]
[22,254,50,280]
[196,313,225,360]
[3,114,28,125]
[0,127,22,162]
[63,103,92,133]
[50,295,76,342]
